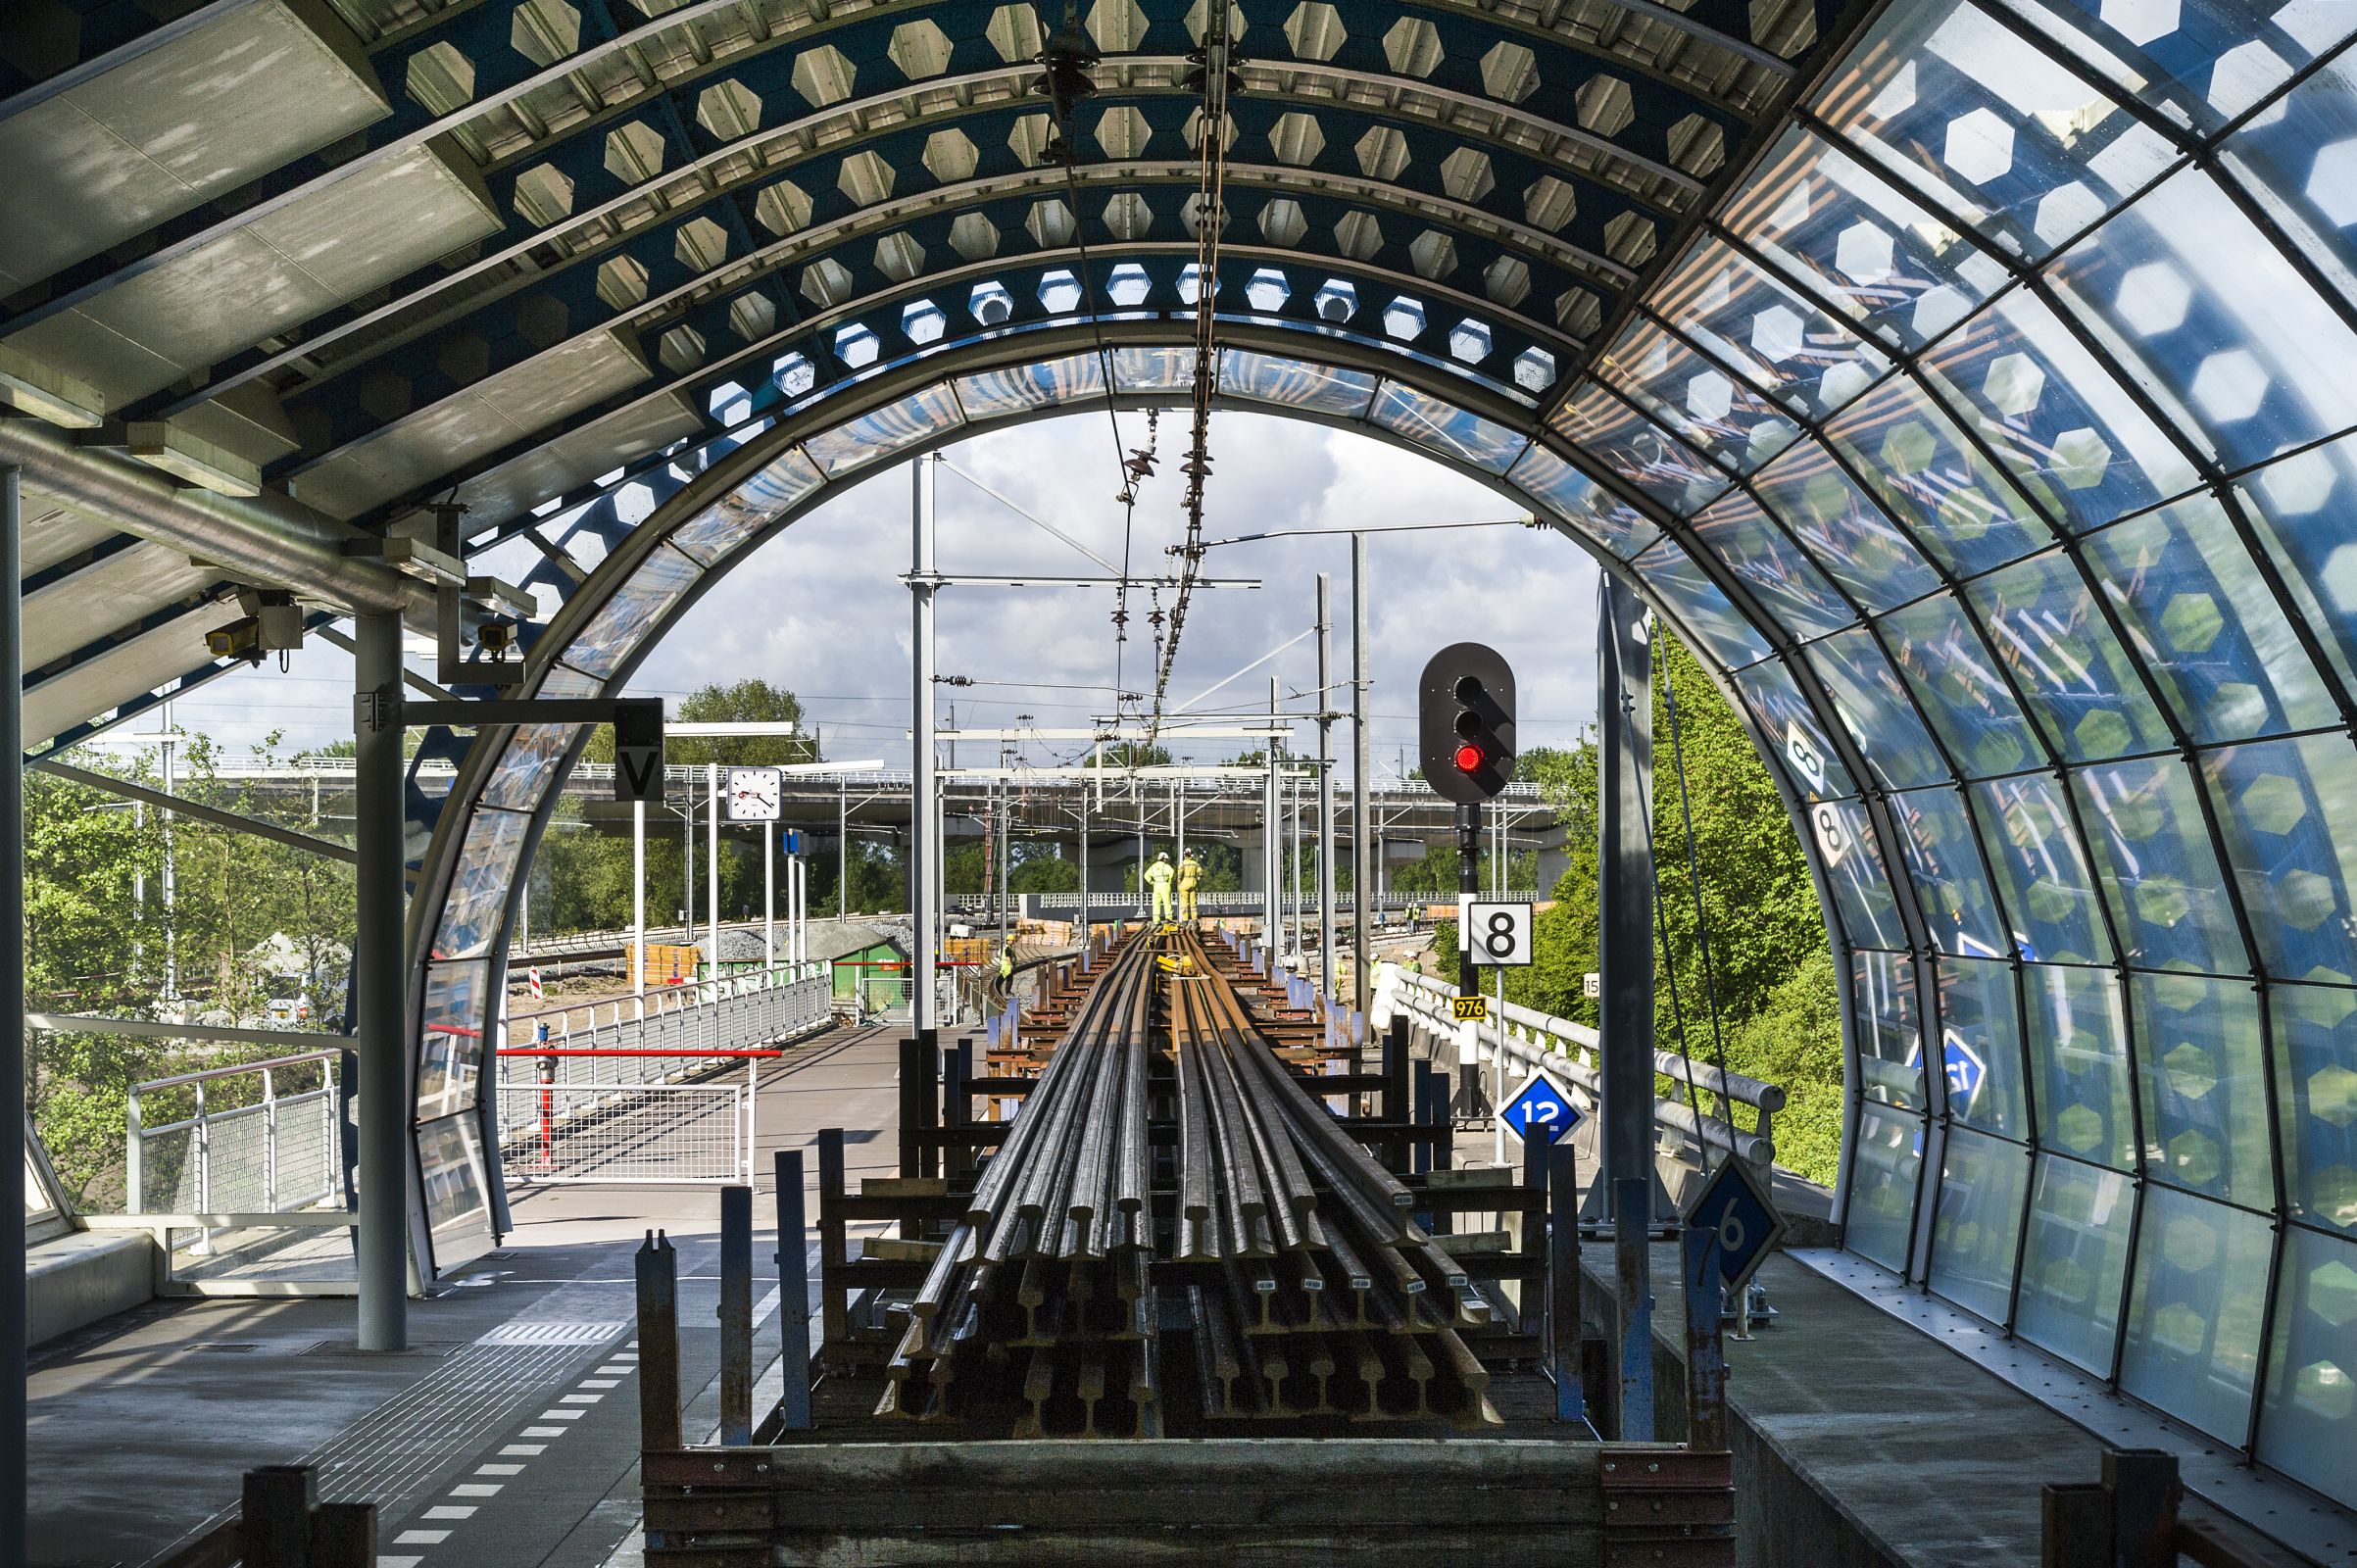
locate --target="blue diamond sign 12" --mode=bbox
[1499,1068,1584,1147]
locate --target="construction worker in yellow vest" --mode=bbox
[1176,851,1204,924]
[1144,850,1176,924]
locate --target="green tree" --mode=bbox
[1087,742,1172,769]
[547,679,827,930]
[1009,847,1081,894]
[27,729,361,1203]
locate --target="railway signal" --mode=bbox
[1417,642,1515,805]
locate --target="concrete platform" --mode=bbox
[1578,1242,2327,1567]
[26,1022,903,1568]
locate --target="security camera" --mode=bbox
[206,616,264,664]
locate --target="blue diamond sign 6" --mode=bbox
[1681,1154,1788,1296]
[1499,1069,1583,1147]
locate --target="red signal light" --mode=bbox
[1453,742,1485,772]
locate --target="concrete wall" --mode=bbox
[27,1230,156,1348]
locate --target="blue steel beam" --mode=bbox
[287,247,1568,522]
[266,162,1606,463]
[4,1,1756,339]
[142,67,1670,431]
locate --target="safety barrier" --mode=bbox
[495,964,835,1185]
[1370,964,1783,1196]
[956,890,1540,915]
[496,1081,752,1185]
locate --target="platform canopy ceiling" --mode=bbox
[14,0,2357,1523]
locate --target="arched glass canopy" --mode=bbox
[397,0,2357,1510]
[9,0,2357,1523]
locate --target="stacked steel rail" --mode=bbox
[875,925,1498,1435]
[1168,930,1494,1424]
[882,928,1162,1436]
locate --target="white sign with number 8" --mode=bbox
[1465,901,1534,966]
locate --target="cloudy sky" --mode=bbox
[161,410,1603,771]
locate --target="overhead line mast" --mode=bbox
[1146,6,1239,748]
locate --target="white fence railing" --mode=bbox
[127,1050,343,1219]
[959,890,1540,915]
[1370,964,1783,1181]
[495,963,836,1185]
[502,963,832,1092]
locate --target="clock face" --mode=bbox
[725,767,781,821]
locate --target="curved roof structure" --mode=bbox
[14,0,2357,1519]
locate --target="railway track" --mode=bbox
[875,925,1498,1437]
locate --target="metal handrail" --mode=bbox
[1371,963,1780,1168]
[964,890,1541,912]
[505,958,827,1036]
[129,1048,343,1095]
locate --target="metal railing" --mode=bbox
[495,962,837,1185]
[502,960,832,1093]
[127,1050,343,1219]
[959,890,1539,915]
[1370,964,1784,1177]
[511,913,909,960]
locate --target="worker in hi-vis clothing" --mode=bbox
[1176,851,1204,924]
[1144,850,1176,924]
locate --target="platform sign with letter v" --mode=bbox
[1498,1068,1583,1147]
[612,698,665,803]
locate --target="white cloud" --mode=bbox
[633,410,1601,772]
[148,411,1604,774]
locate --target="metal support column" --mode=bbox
[1078,770,1092,943]
[1597,573,1655,1436]
[706,763,719,979]
[1350,534,1372,1023]
[1288,768,1302,959]
[632,800,647,997]
[909,456,939,1034]
[1315,571,1336,1000]
[1456,805,1479,1003]
[354,611,410,1351]
[0,466,25,1564]
[764,820,775,964]
[1263,677,1281,952]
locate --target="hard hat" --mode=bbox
[1156,851,1169,860]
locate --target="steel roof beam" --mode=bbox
[0,416,429,616]
[6,18,1729,343]
[318,270,1552,528]
[265,168,1604,465]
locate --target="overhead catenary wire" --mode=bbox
[1032,7,1160,706]
[1640,629,1733,1175]
[1145,5,1239,744]
[1656,628,1740,1159]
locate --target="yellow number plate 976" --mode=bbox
[1451,996,1489,1022]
